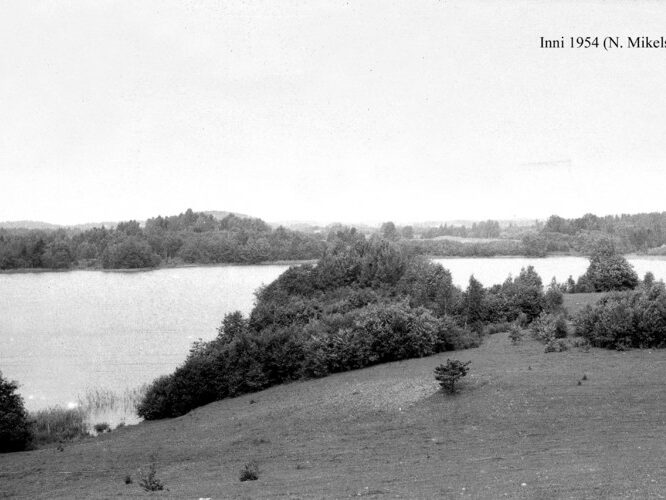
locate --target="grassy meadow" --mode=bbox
[2,323,666,498]
[562,292,611,317]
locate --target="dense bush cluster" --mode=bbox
[0,209,324,270]
[138,233,550,420]
[573,241,638,292]
[0,372,33,453]
[530,312,569,343]
[481,266,546,325]
[574,282,666,349]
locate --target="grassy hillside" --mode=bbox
[562,292,610,316]
[2,332,666,498]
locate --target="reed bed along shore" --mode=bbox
[29,385,147,446]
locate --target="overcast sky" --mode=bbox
[1,1,665,225]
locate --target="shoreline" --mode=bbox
[3,254,665,274]
[0,259,318,275]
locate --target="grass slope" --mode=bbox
[2,333,666,499]
[562,292,610,317]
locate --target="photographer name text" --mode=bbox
[540,36,666,50]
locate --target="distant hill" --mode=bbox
[68,221,119,230]
[0,220,62,230]
[0,210,251,231]
[203,210,252,220]
[414,219,538,229]
[0,220,118,230]
[0,215,539,232]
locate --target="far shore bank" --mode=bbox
[3,253,666,275]
[0,259,318,275]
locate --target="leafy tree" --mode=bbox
[643,271,656,288]
[380,221,398,241]
[544,277,564,313]
[0,372,33,453]
[515,265,543,289]
[434,359,471,394]
[463,275,485,330]
[579,241,638,292]
[217,311,248,344]
[397,257,457,316]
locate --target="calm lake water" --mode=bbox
[2,256,665,411]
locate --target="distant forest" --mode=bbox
[2,210,666,270]
[0,209,325,270]
[540,213,666,255]
[405,212,666,257]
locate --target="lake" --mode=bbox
[1,256,665,412]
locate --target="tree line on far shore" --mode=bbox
[4,209,666,271]
[0,209,325,270]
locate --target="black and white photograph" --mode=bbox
[2,1,666,497]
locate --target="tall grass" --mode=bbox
[29,385,147,446]
[77,385,147,430]
[31,407,89,446]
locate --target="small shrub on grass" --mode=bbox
[508,325,523,344]
[530,312,568,343]
[552,315,569,338]
[434,359,471,394]
[93,422,110,434]
[124,474,132,485]
[544,339,568,353]
[139,459,164,492]
[239,460,259,481]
